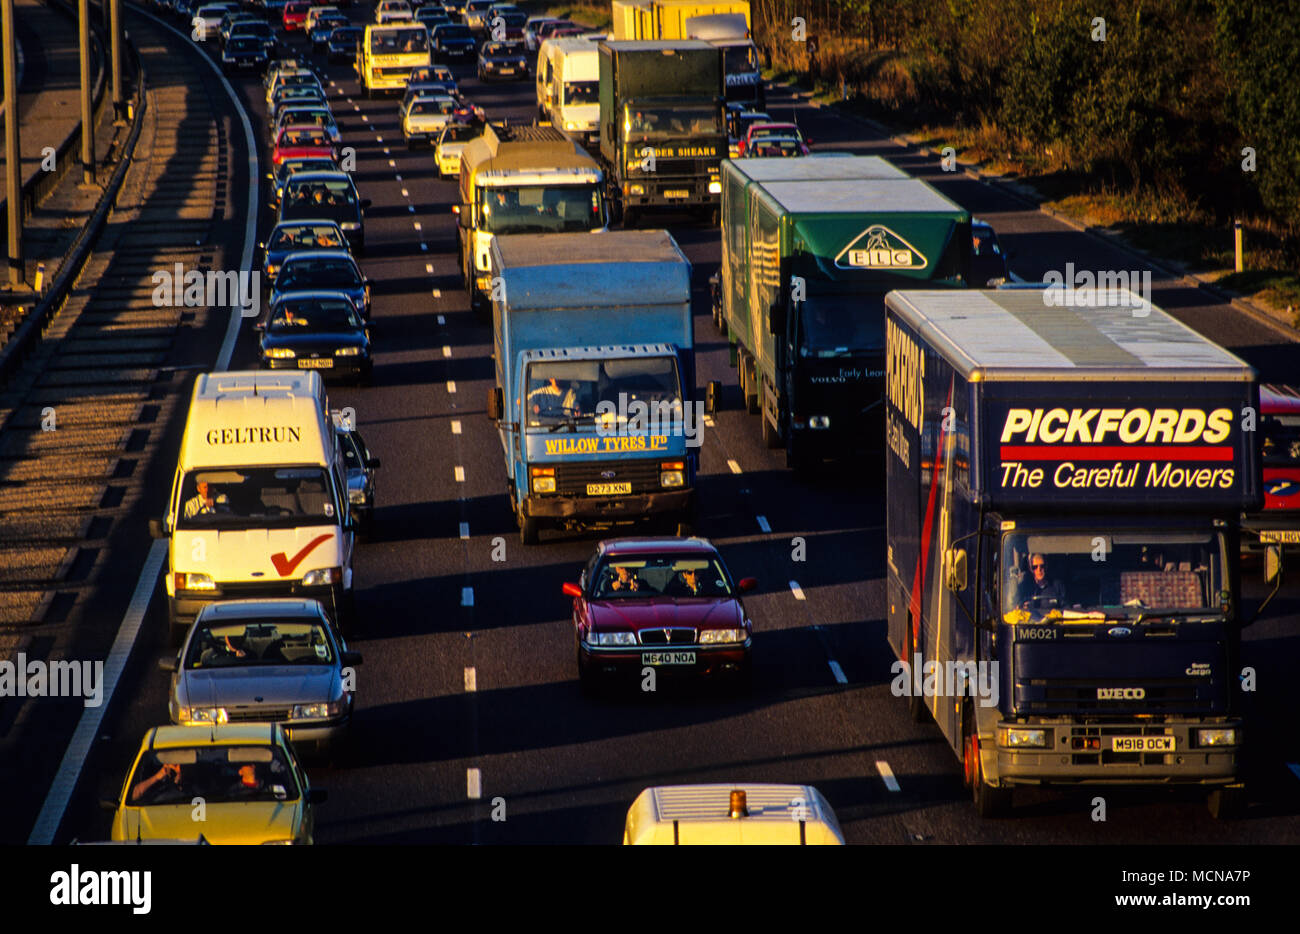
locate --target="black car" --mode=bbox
[327,26,362,63]
[432,23,476,62]
[258,291,373,384]
[970,219,1013,286]
[228,20,278,57]
[270,156,338,208]
[277,170,370,254]
[309,14,349,50]
[476,41,528,81]
[223,36,269,73]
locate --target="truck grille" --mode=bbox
[639,628,696,646]
[553,459,663,496]
[1020,678,1209,712]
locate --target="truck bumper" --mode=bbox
[527,489,694,522]
[994,718,1242,786]
[1241,511,1300,551]
[623,177,720,209]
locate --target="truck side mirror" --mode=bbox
[487,386,503,421]
[149,518,166,539]
[768,301,786,337]
[946,547,968,592]
[705,380,720,416]
[1265,544,1282,585]
[458,205,472,229]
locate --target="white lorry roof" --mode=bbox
[180,371,333,469]
[886,288,1254,381]
[725,155,907,183]
[761,177,963,215]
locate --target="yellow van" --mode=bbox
[151,371,354,644]
[623,783,845,844]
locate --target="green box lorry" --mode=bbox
[715,157,970,472]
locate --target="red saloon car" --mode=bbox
[282,2,310,30]
[736,122,810,158]
[563,537,756,693]
[273,125,336,166]
[1249,383,1300,550]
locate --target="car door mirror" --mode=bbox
[366,457,381,469]
[157,656,178,673]
[341,650,364,666]
[307,787,328,804]
[705,380,721,416]
[360,198,372,210]
[737,577,757,593]
[148,518,167,539]
[562,582,582,598]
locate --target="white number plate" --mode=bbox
[297,358,333,368]
[1112,735,1174,753]
[586,482,631,495]
[663,189,690,199]
[642,652,695,666]
[1260,530,1300,543]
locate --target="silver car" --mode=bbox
[162,599,362,759]
[333,413,380,532]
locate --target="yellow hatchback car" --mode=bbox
[623,783,844,845]
[108,723,325,844]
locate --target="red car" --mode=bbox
[563,537,756,693]
[736,122,809,158]
[283,1,310,30]
[1249,383,1300,550]
[273,125,336,166]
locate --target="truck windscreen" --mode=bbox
[525,357,682,429]
[478,184,602,234]
[1001,530,1225,619]
[723,44,758,76]
[626,105,721,140]
[798,294,884,355]
[178,468,339,529]
[371,27,428,54]
[564,80,598,106]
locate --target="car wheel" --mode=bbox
[1207,783,1247,820]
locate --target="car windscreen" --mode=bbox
[1001,530,1225,618]
[411,99,456,114]
[478,183,602,235]
[281,109,333,128]
[277,160,336,184]
[177,467,338,529]
[185,620,336,669]
[268,298,362,331]
[283,179,358,209]
[440,123,481,142]
[524,356,681,428]
[438,25,471,39]
[279,129,330,148]
[277,257,361,291]
[127,745,300,806]
[563,80,597,105]
[592,555,733,598]
[270,224,345,251]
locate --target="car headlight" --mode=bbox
[627,183,644,196]
[174,571,216,592]
[809,415,831,429]
[699,629,745,644]
[184,707,229,724]
[1197,728,1237,747]
[340,221,360,231]
[589,631,637,647]
[302,566,341,587]
[475,274,491,291]
[334,346,361,356]
[290,699,346,719]
[265,264,278,279]
[998,727,1048,748]
[348,488,366,505]
[708,180,721,194]
[564,121,577,130]
[264,347,295,359]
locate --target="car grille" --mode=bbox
[224,706,292,723]
[639,628,696,646]
[553,459,663,496]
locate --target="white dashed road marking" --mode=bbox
[467,768,482,799]
[828,660,847,684]
[875,761,901,792]
[464,667,477,692]
[459,522,470,539]
[461,587,474,607]
[726,459,741,474]
[443,346,452,357]
[789,581,806,600]
[454,466,465,482]
[451,420,462,434]
[447,380,457,393]
[756,515,770,533]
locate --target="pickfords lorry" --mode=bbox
[485,230,704,544]
[716,156,969,472]
[884,286,1279,818]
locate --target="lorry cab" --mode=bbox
[536,37,600,147]
[457,123,606,312]
[623,784,844,844]
[153,371,354,644]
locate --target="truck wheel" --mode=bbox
[1207,784,1246,819]
[761,406,781,448]
[744,359,759,414]
[965,717,1012,817]
[520,514,540,545]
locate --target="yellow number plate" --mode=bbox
[297,358,334,368]
[663,189,690,199]
[586,482,631,496]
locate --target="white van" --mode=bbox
[152,371,355,644]
[535,37,599,147]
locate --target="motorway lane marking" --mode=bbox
[464,667,477,692]
[790,581,806,600]
[461,587,475,607]
[726,459,741,474]
[408,205,415,212]
[702,415,715,427]
[451,420,462,434]
[406,189,413,198]
[437,313,445,323]
[756,515,771,533]
[443,346,452,357]
[425,262,433,273]
[447,380,457,393]
[455,466,466,482]
[421,243,428,251]
[433,290,442,299]
[467,768,482,799]
[413,221,422,231]
[1288,763,1300,783]
[389,159,396,167]
[353,104,360,110]
[376,136,383,142]
[828,660,847,684]
[362,114,368,121]
[459,522,470,539]
[875,760,901,792]
[395,174,402,181]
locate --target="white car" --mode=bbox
[191,3,235,41]
[400,94,458,146]
[435,122,484,177]
[376,0,414,23]
[303,4,341,32]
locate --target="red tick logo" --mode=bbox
[270,534,333,577]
